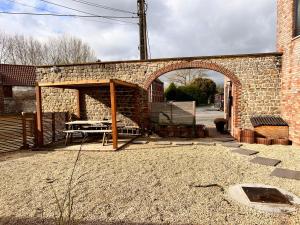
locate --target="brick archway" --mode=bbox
[143,61,242,128]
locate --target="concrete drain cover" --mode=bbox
[228,184,300,213]
[242,187,291,205]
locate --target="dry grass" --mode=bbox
[0,140,299,225]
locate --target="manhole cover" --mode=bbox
[228,184,300,213]
[242,187,291,205]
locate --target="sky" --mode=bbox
[0,0,277,85]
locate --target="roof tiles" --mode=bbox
[250,116,288,127]
[0,64,36,86]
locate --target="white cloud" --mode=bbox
[0,0,276,61]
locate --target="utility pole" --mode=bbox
[137,0,148,60]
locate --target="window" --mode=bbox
[3,86,13,98]
[295,0,300,37]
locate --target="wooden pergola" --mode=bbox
[36,79,138,150]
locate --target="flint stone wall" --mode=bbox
[36,53,282,129]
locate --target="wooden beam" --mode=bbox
[113,79,138,88]
[38,79,110,87]
[38,79,138,89]
[76,89,81,119]
[110,80,118,149]
[35,85,43,147]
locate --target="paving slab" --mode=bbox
[154,141,172,145]
[270,168,300,180]
[132,140,149,144]
[193,142,216,146]
[231,148,259,156]
[214,137,236,142]
[250,157,281,167]
[173,141,194,146]
[222,142,242,148]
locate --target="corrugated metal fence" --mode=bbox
[0,115,24,153]
[0,112,67,153]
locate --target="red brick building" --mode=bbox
[148,79,164,102]
[0,64,36,114]
[277,0,300,145]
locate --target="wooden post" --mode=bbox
[110,80,118,149]
[52,112,56,143]
[35,85,43,147]
[21,112,28,149]
[33,112,38,147]
[192,101,196,138]
[75,89,81,119]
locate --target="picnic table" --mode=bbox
[64,120,117,146]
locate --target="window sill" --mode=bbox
[292,35,300,41]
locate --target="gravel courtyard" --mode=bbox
[0,140,299,225]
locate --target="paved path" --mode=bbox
[196,105,224,126]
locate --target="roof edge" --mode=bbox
[0,64,36,68]
[37,52,283,68]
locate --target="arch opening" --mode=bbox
[144,61,242,138]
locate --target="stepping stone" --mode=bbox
[231,148,259,156]
[193,142,216,146]
[271,168,300,180]
[173,141,194,146]
[250,157,281,167]
[214,137,235,142]
[132,140,149,144]
[154,141,171,145]
[222,142,242,148]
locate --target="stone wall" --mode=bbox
[277,0,300,145]
[3,86,35,114]
[80,86,139,126]
[0,86,35,114]
[37,53,281,131]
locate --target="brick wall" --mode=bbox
[0,85,4,114]
[277,0,300,145]
[149,79,164,102]
[37,53,281,131]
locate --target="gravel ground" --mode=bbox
[0,140,299,225]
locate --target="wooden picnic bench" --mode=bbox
[63,129,112,146]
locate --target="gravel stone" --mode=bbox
[0,142,299,224]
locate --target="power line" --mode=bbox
[0,11,137,19]
[38,0,137,24]
[7,0,137,25]
[68,0,137,15]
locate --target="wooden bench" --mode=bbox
[63,130,112,146]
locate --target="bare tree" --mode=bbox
[44,35,96,65]
[0,32,97,65]
[0,32,11,64]
[167,69,209,86]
